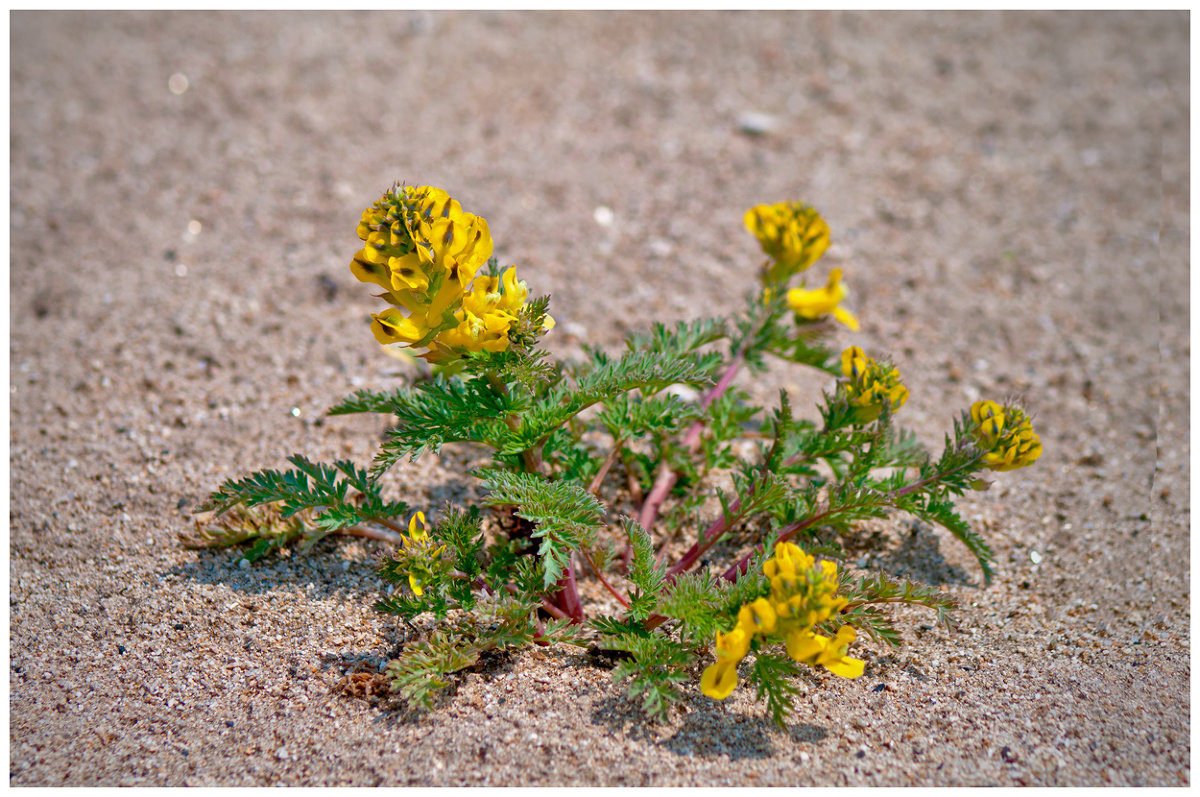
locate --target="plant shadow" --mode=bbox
[164,536,392,601]
[873,522,976,587]
[588,694,828,761]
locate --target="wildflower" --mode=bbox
[702,541,858,699]
[699,625,752,699]
[840,345,908,424]
[786,268,860,330]
[969,400,1042,471]
[744,201,831,284]
[738,597,779,635]
[399,511,444,596]
[370,307,433,348]
[350,184,551,362]
[784,626,865,678]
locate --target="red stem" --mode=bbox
[580,547,630,608]
[548,562,585,623]
[338,524,408,546]
[637,348,750,531]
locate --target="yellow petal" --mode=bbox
[841,346,867,380]
[350,249,392,290]
[823,656,865,679]
[786,630,826,663]
[738,598,778,635]
[700,660,740,700]
[832,306,860,331]
[371,309,427,346]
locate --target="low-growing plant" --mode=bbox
[191,183,1042,726]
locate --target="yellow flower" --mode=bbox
[969,400,1042,471]
[764,543,846,627]
[745,201,831,284]
[350,185,550,362]
[738,598,778,635]
[700,624,753,700]
[700,625,751,700]
[399,511,445,597]
[702,541,858,699]
[700,659,741,700]
[784,626,865,679]
[970,400,1006,448]
[839,345,908,424]
[786,268,860,330]
[370,307,433,347]
[716,625,752,662]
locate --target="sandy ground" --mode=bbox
[8,11,1189,786]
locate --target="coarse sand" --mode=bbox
[9,11,1189,786]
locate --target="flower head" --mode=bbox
[350,184,551,363]
[701,541,859,700]
[745,201,831,284]
[839,346,908,424]
[969,400,1042,471]
[398,511,445,597]
[786,268,860,330]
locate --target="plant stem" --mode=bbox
[548,563,585,623]
[367,516,408,535]
[503,582,570,622]
[484,371,543,474]
[338,524,408,546]
[588,439,624,497]
[579,547,630,608]
[715,457,987,584]
[637,331,755,531]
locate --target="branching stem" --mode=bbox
[579,547,631,608]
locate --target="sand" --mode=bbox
[9,11,1189,786]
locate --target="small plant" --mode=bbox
[192,184,1041,726]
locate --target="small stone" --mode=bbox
[237,558,250,570]
[737,111,779,135]
[1030,550,1043,564]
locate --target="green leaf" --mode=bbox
[604,633,693,721]
[624,316,728,360]
[750,652,805,728]
[625,518,666,621]
[481,470,604,588]
[197,456,409,544]
[496,350,716,456]
[362,375,518,473]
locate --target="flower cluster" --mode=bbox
[839,345,909,424]
[744,201,858,329]
[350,184,550,362]
[700,542,863,700]
[969,400,1043,471]
[397,511,444,597]
[744,201,831,282]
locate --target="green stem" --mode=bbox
[485,371,543,474]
